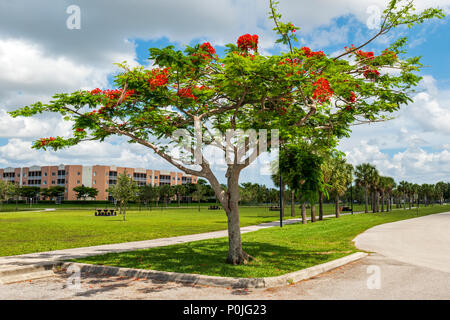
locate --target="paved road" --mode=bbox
[1,212,449,299]
[355,212,450,273]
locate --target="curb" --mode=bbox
[0,262,55,284]
[58,252,368,289]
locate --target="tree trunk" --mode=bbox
[376,192,380,213]
[311,203,316,222]
[198,198,201,212]
[318,191,324,221]
[290,190,295,217]
[335,195,340,218]
[121,201,126,221]
[372,192,376,213]
[224,175,253,265]
[301,203,307,224]
[381,192,385,212]
[364,186,369,213]
[178,193,181,207]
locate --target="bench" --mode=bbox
[95,209,117,216]
[208,205,220,210]
[269,206,280,211]
[341,206,352,212]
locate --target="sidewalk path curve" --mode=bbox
[354,212,450,273]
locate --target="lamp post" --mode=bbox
[279,173,283,227]
[351,183,354,215]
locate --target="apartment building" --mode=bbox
[0,164,197,201]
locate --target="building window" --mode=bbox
[44,172,47,176]
[52,181,55,185]
[77,180,80,184]
[43,181,47,185]
[52,172,55,176]
[77,172,81,176]
[94,172,97,176]
[93,180,96,185]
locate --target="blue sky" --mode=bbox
[0,0,449,187]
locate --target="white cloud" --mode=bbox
[341,74,450,183]
[0,0,449,186]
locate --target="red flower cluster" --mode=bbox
[177,87,198,100]
[148,68,169,90]
[39,137,56,147]
[312,78,333,103]
[237,34,258,52]
[75,128,85,132]
[356,50,375,60]
[301,47,325,58]
[348,91,356,103]
[363,68,380,80]
[382,49,398,60]
[90,88,135,100]
[199,42,216,55]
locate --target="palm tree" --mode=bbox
[173,184,186,207]
[378,177,388,212]
[355,163,377,213]
[367,168,380,213]
[411,183,420,209]
[398,181,409,210]
[435,181,447,205]
[384,177,396,212]
[325,157,353,218]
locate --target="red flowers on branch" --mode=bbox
[363,68,380,80]
[39,137,56,147]
[148,68,169,90]
[349,91,356,103]
[301,47,325,58]
[312,78,333,103]
[199,42,216,55]
[237,34,259,52]
[356,50,375,60]
[177,87,198,100]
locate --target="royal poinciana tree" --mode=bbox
[10,0,443,264]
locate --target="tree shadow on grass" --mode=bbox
[76,240,342,279]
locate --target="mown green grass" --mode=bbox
[73,205,450,278]
[0,207,283,256]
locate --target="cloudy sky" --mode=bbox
[0,0,449,186]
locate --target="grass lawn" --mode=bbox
[73,205,450,278]
[0,202,365,257]
[0,207,278,256]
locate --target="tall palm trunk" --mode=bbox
[318,191,324,221]
[376,192,380,213]
[301,203,307,224]
[290,190,295,217]
[310,203,316,222]
[335,195,340,218]
[364,186,369,213]
[381,192,385,212]
[372,192,376,213]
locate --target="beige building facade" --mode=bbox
[0,164,197,201]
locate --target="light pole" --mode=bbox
[279,173,283,227]
[351,183,354,215]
